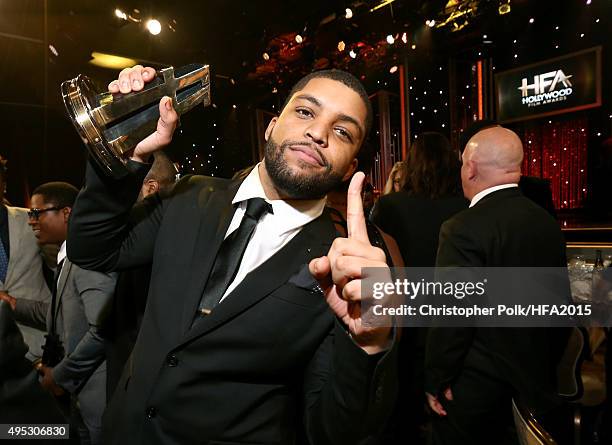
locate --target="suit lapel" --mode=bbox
[178,211,337,345]
[53,260,72,322]
[179,179,241,334]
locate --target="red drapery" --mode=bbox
[519,116,589,210]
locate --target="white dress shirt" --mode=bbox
[56,240,68,285]
[219,164,326,302]
[469,183,518,208]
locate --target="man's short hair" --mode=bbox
[281,69,373,142]
[32,182,79,208]
[145,152,177,188]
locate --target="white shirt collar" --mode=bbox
[232,163,326,236]
[469,183,519,208]
[57,240,67,264]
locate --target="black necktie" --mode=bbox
[196,197,272,317]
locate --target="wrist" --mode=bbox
[130,152,152,164]
[353,327,393,355]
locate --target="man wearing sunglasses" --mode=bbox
[1,182,117,445]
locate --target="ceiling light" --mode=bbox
[146,19,162,35]
[349,49,357,58]
[401,32,408,43]
[386,34,395,44]
[295,34,303,43]
[426,19,435,27]
[529,18,534,24]
[89,51,138,69]
[389,65,398,73]
[411,44,416,50]
[115,8,128,20]
[345,8,353,19]
[263,52,270,60]
[498,2,511,15]
[338,41,345,51]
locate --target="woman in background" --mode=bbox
[382,161,406,195]
[371,132,467,444]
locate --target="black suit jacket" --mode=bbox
[105,264,151,399]
[519,176,556,218]
[425,187,569,413]
[67,160,397,445]
[371,192,467,267]
[0,301,66,432]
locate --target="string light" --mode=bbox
[386,34,395,44]
[349,49,357,58]
[295,34,303,43]
[345,8,353,19]
[337,41,345,51]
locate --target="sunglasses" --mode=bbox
[27,207,62,220]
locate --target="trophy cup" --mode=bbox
[61,63,211,178]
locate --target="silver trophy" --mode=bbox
[61,63,211,178]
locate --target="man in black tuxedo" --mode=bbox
[425,126,568,444]
[105,152,177,399]
[67,67,397,445]
[460,120,556,217]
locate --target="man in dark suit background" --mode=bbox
[460,120,556,217]
[67,67,397,445]
[426,126,569,444]
[105,151,177,399]
[0,300,71,443]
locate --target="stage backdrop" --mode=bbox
[519,116,588,210]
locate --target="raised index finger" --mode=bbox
[346,171,370,243]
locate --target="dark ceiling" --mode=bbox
[0,0,610,206]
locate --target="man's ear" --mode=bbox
[264,117,278,142]
[341,158,359,182]
[466,159,478,181]
[63,207,72,224]
[145,179,160,196]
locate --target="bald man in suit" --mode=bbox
[426,127,569,444]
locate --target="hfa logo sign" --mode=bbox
[518,70,573,107]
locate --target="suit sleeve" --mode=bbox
[67,159,164,272]
[303,320,398,444]
[52,268,116,393]
[13,298,48,331]
[424,217,482,395]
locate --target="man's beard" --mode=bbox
[264,137,344,199]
